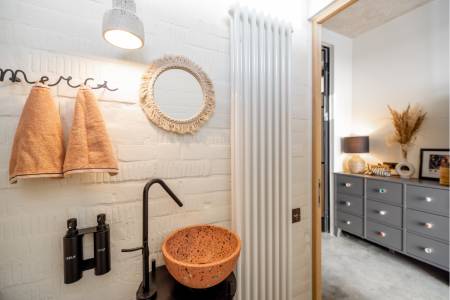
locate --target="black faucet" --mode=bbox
[122,179,183,300]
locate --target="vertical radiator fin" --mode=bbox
[230,6,293,300]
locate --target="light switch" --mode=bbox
[292,208,301,223]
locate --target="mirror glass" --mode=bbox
[154,69,204,120]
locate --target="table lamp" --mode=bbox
[342,136,369,174]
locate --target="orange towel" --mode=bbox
[63,86,118,176]
[9,84,65,183]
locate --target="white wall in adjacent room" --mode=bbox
[322,28,353,232]
[322,29,353,172]
[352,0,449,175]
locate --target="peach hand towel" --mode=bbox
[63,86,118,176]
[9,85,65,183]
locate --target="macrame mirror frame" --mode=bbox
[140,55,215,134]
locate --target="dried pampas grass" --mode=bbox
[388,104,426,160]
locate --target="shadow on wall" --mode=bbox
[354,97,450,177]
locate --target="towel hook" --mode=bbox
[0,68,119,91]
[66,76,81,88]
[4,69,36,84]
[84,78,95,86]
[93,80,118,92]
[39,76,50,84]
[16,70,35,84]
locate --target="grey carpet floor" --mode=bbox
[322,233,449,300]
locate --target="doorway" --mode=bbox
[321,45,331,233]
[310,2,357,299]
[311,1,450,299]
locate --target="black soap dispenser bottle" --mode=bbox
[94,213,111,275]
[63,218,83,284]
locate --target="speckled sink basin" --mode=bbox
[162,224,241,289]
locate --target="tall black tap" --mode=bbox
[122,179,183,300]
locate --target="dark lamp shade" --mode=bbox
[342,136,369,153]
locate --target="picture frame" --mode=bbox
[419,148,450,181]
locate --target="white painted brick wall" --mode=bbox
[0,0,312,299]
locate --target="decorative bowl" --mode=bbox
[162,224,241,289]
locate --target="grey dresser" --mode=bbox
[335,172,450,271]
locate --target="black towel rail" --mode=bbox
[0,68,118,91]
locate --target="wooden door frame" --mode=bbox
[310,1,358,299]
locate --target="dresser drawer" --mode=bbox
[406,185,449,217]
[366,221,402,250]
[406,232,449,269]
[336,193,363,216]
[406,209,449,242]
[336,175,363,196]
[366,179,402,206]
[366,200,402,228]
[337,211,363,236]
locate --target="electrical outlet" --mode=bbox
[292,208,301,223]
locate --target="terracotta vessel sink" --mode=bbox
[162,224,241,289]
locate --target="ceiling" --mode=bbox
[323,0,433,38]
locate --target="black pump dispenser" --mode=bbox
[63,218,82,284]
[63,214,111,284]
[94,213,111,275]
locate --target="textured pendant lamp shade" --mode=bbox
[103,0,144,49]
[342,136,370,174]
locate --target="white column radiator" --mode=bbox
[229,6,293,300]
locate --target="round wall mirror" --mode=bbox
[153,69,203,120]
[140,55,215,134]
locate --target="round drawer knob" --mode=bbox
[345,220,351,225]
[378,231,386,238]
[379,210,387,216]
[425,197,432,202]
[424,222,434,229]
[345,201,351,207]
[378,188,387,194]
[424,247,433,254]
[345,183,352,188]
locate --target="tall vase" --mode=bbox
[400,144,409,161]
[395,144,415,179]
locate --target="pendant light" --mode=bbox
[102,0,145,49]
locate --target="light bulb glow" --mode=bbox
[104,29,143,50]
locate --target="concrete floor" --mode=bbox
[322,233,449,300]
